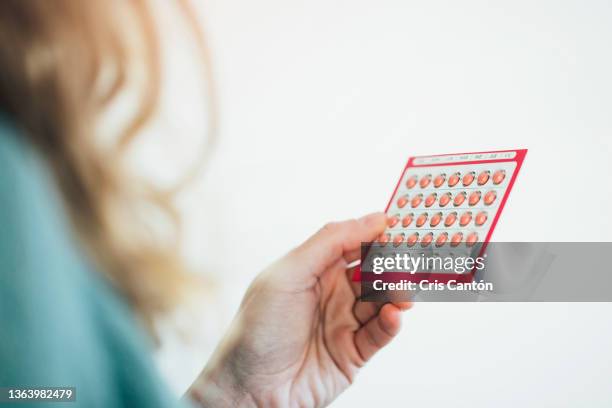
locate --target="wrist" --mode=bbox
[188,355,256,408]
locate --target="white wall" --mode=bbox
[148,0,612,406]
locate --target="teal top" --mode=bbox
[0,119,186,408]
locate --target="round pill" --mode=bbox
[406,232,419,247]
[448,172,460,187]
[468,191,481,206]
[463,171,475,186]
[435,232,448,247]
[425,193,437,207]
[402,213,414,227]
[419,174,432,188]
[430,212,443,227]
[450,232,463,247]
[484,190,497,206]
[378,233,390,244]
[439,192,452,207]
[406,175,418,189]
[411,194,423,208]
[475,211,488,226]
[397,195,409,208]
[460,211,473,226]
[493,170,506,185]
[393,233,405,246]
[421,232,433,247]
[466,232,479,247]
[444,212,457,227]
[478,170,490,185]
[434,173,446,188]
[388,214,400,227]
[416,212,428,227]
[453,191,466,206]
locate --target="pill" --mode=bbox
[448,172,460,187]
[406,175,418,189]
[406,232,419,247]
[425,193,437,207]
[484,190,497,205]
[378,233,390,244]
[435,232,448,247]
[397,195,409,208]
[402,213,414,227]
[416,212,428,227]
[493,170,506,185]
[475,211,488,226]
[411,194,423,208]
[450,232,463,247]
[478,170,490,185]
[453,191,466,206]
[393,233,405,246]
[388,214,400,227]
[460,211,473,226]
[419,174,432,188]
[421,232,434,247]
[444,212,457,227]
[466,232,479,247]
[430,212,443,227]
[434,173,446,188]
[468,191,481,206]
[463,171,475,186]
[439,192,452,207]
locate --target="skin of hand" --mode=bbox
[189,213,412,407]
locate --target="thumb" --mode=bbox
[291,212,387,279]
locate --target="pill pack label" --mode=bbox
[365,149,527,283]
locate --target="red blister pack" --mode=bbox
[355,149,527,283]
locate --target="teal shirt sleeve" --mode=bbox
[0,120,188,408]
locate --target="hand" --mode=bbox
[189,213,412,407]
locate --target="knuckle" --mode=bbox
[321,221,339,233]
[346,218,360,230]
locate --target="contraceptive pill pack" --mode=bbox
[361,149,527,284]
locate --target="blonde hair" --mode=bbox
[0,0,216,330]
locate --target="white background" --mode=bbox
[141,0,612,406]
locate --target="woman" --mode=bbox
[0,1,410,406]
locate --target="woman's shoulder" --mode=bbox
[0,118,126,319]
[0,118,182,407]
[0,119,53,207]
[0,117,87,285]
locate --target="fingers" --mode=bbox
[353,299,413,325]
[346,265,362,297]
[347,266,413,322]
[354,303,402,362]
[293,213,387,279]
[393,301,413,311]
[344,248,363,264]
[353,301,381,325]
